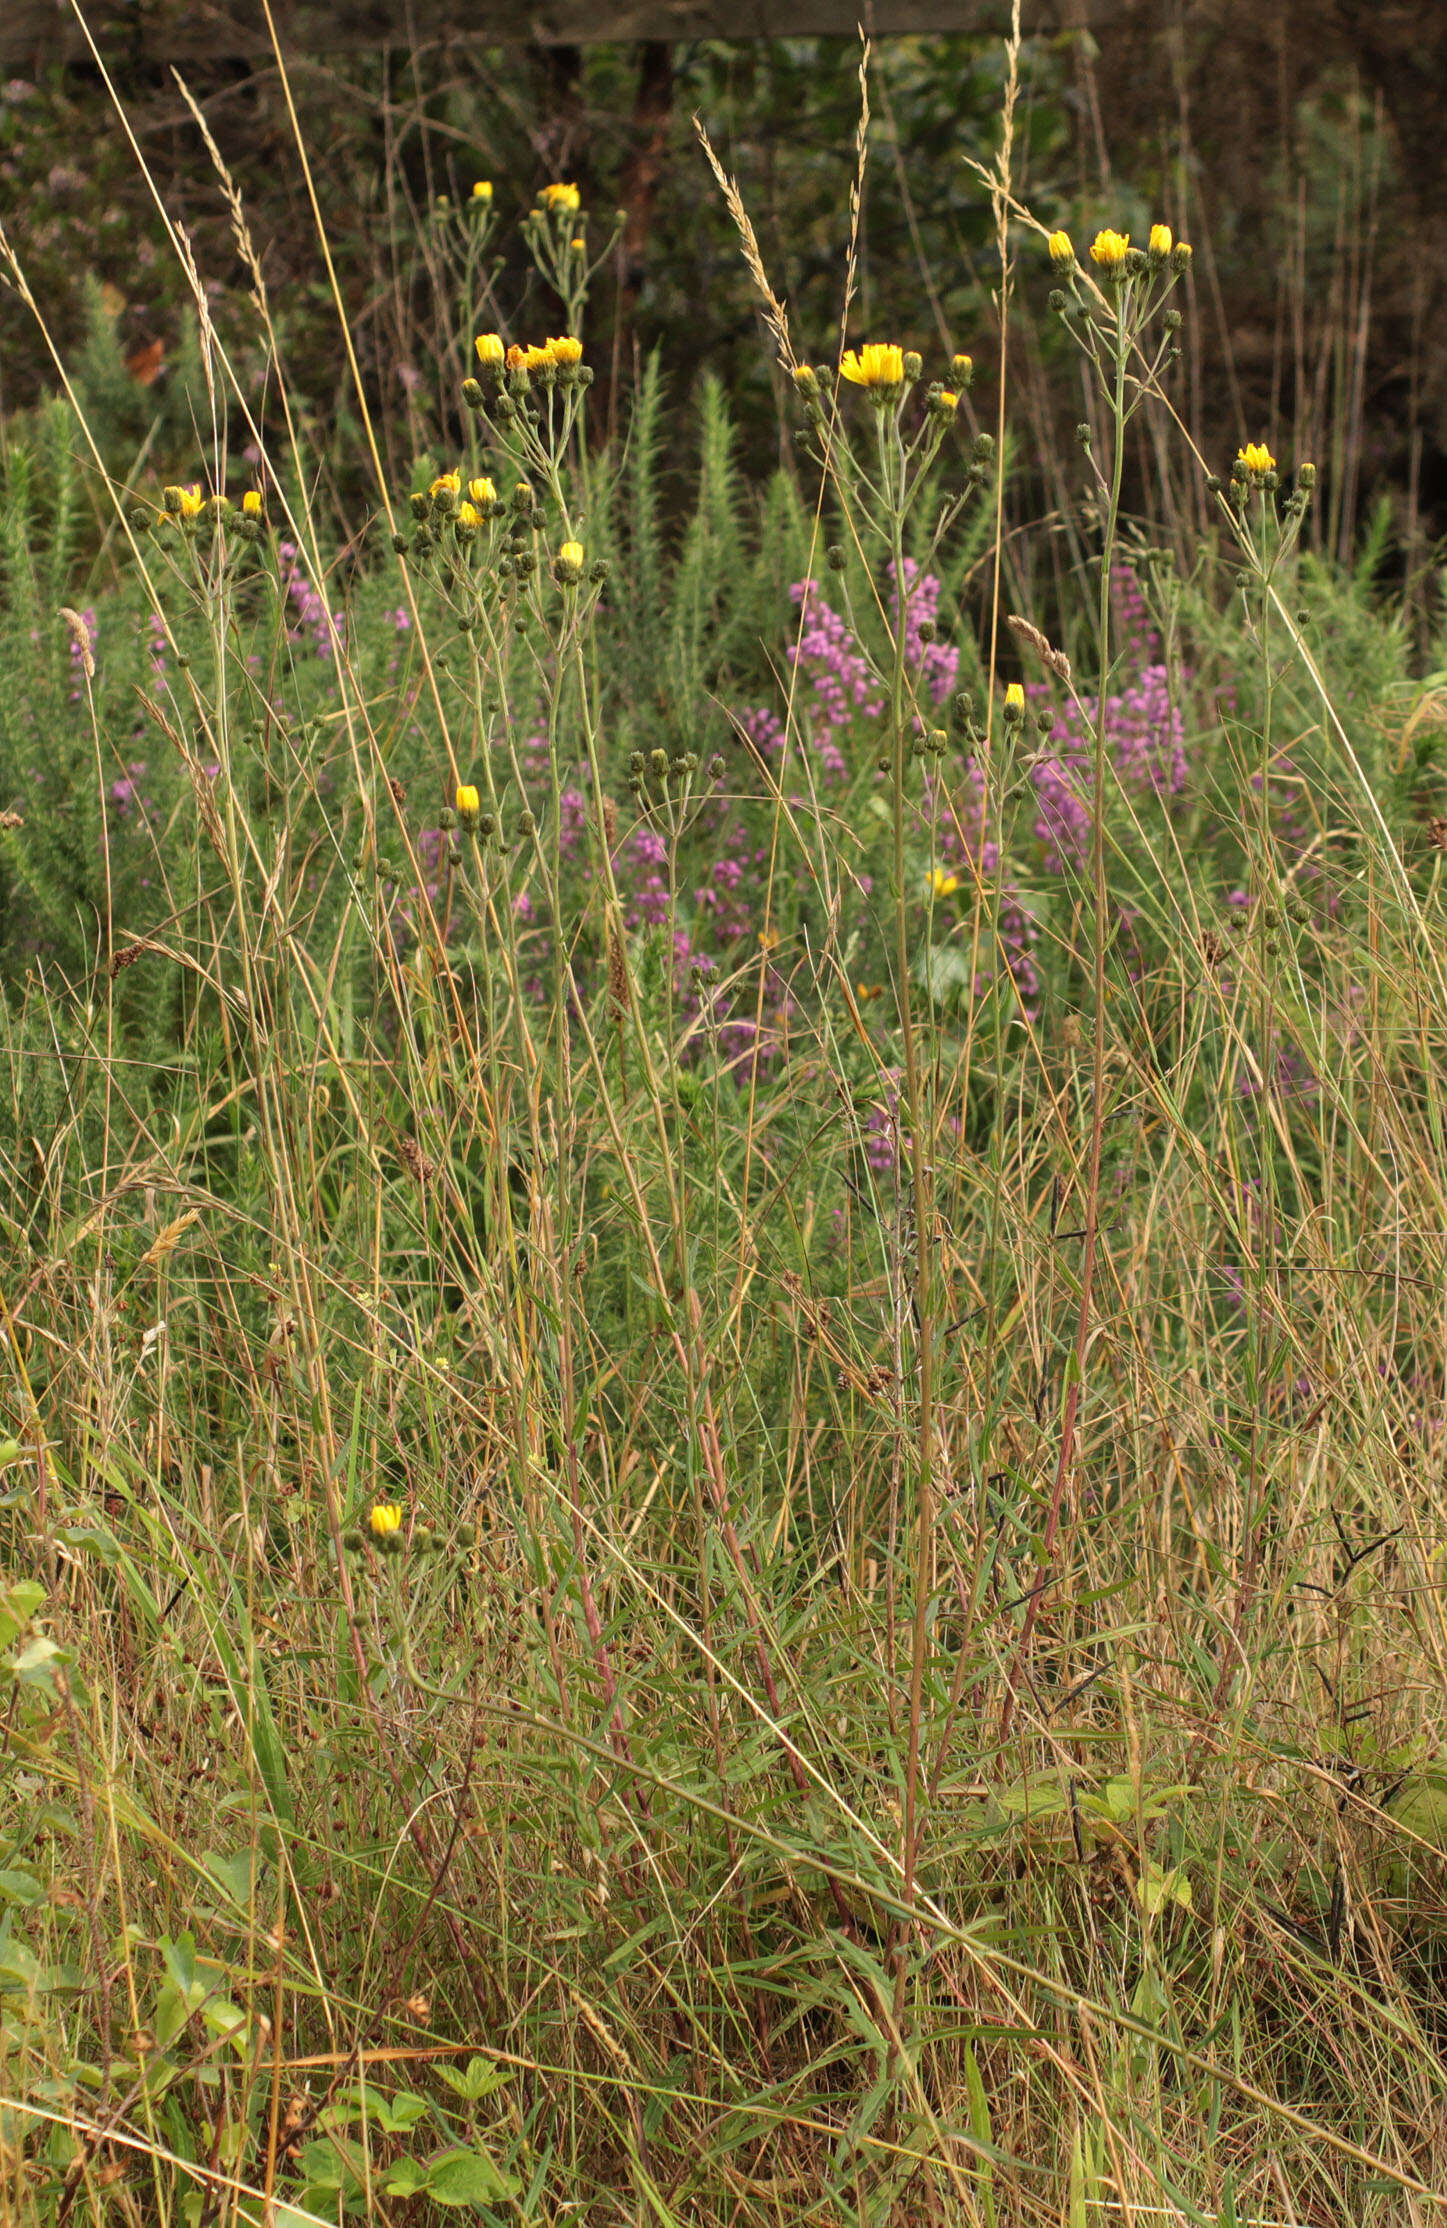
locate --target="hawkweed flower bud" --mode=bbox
[826,544,847,572]
[392,532,409,555]
[1075,422,1093,446]
[471,179,493,205]
[970,431,996,465]
[1163,307,1182,331]
[409,490,430,520]
[1204,474,1222,494]
[461,377,485,410]
[342,1527,364,1554]
[839,343,905,395]
[1170,241,1193,272]
[455,784,481,829]
[1089,228,1130,273]
[1048,289,1069,314]
[1297,462,1316,491]
[126,504,152,532]
[510,481,534,515]
[902,349,923,382]
[1036,707,1054,735]
[587,558,609,583]
[792,363,820,398]
[1003,681,1026,724]
[553,540,585,585]
[951,351,974,387]
[929,387,960,421]
[430,470,461,514]
[1237,441,1275,484]
[1148,222,1173,262]
[1048,230,1074,267]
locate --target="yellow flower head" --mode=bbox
[368,1501,402,1537]
[1048,230,1075,266]
[1148,222,1173,257]
[855,982,884,1003]
[456,501,482,531]
[840,342,906,390]
[546,334,583,367]
[569,236,586,253]
[430,470,461,499]
[1238,441,1275,479]
[163,482,205,520]
[1090,229,1131,270]
[1004,681,1026,712]
[541,181,581,213]
[951,351,974,385]
[936,389,959,412]
[927,868,961,899]
[241,489,263,516]
[471,179,493,202]
[455,783,481,820]
[467,476,496,506]
[475,331,506,367]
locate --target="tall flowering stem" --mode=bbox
[1002,228,1190,1733]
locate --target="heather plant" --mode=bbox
[7,33,1447,2228]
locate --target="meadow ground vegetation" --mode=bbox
[4,30,1447,2228]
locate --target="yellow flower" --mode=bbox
[936,389,959,411]
[951,351,973,385]
[927,868,961,898]
[455,783,481,820]
[569,236,586,252]
[541,181,581,213]
[429,470,461,501]
[1048,230,1074,265]
[467,476,496,506]
[1090,229,1131,270]
[559,540,584,565]
[471,180,493,202]
[1238,441,1275,479]
[456,501,482,530]
[162,482,205,520]
[1148,222,1173,257]
[839,342,905,390]
[1004,682,1026,712]
[546,335,583,366]
[855,982,884,1003]
[474,332,506,366]
[368,1501,402,1537]
[241,489,263,516]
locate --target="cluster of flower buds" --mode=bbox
[462,332,591,424]
[151,483,269,540]
[341,1500,477,1562]
[1047,224,1193,296]
[627,744,702,803]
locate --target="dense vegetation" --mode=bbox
[4,32,1447,2228]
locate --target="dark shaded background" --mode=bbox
[0,2,1443,562]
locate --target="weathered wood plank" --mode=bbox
[0,0,1094,68]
